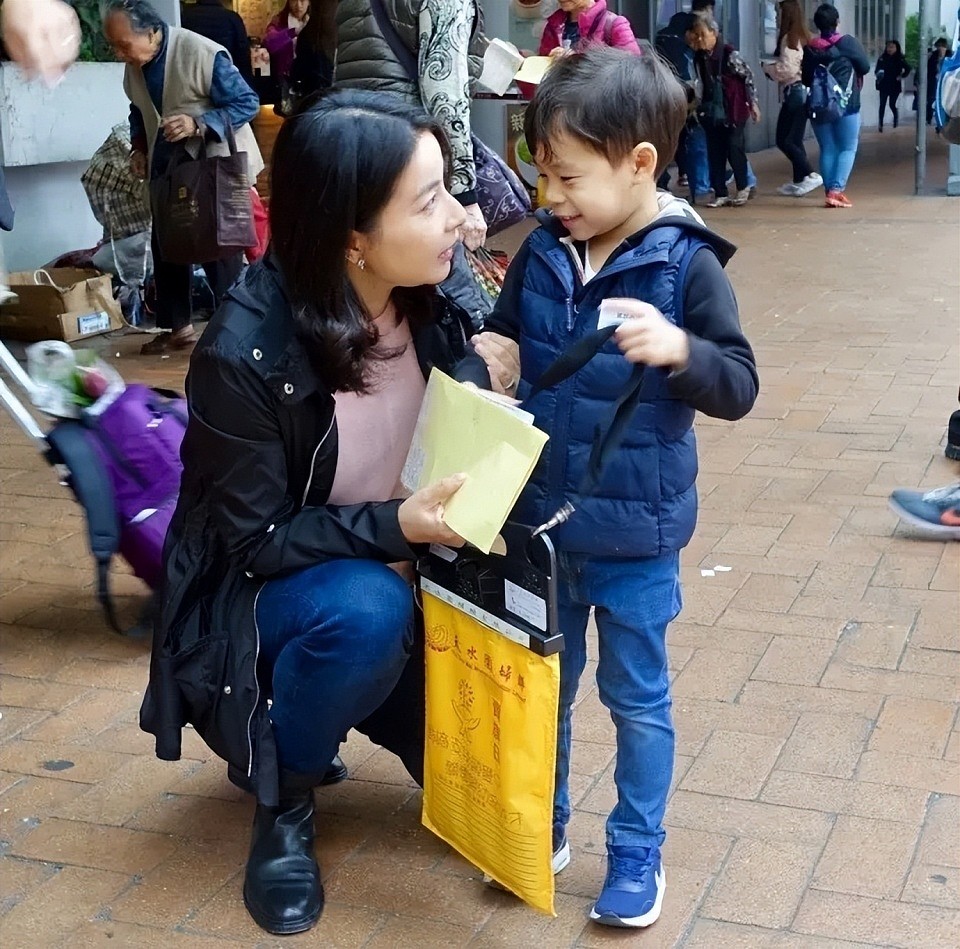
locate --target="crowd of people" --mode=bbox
[0,0,956,939]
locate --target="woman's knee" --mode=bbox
[332,561,415,654]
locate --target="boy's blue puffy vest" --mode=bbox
[514,219,718,558]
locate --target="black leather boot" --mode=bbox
[243,786,323,935]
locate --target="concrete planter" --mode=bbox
[0,61,128,167]
[0,62,129,273]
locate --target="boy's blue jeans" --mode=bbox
[255,560,424,783]
[554,551,681,851]
[812,112,862,192]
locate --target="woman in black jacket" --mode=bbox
[139,89,515,936]
[875,39,910,130]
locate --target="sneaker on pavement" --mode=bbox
[704,196,731,208]
[730,187,751,206]
[796,173,823,195]
[888,484,960,539]
[824,190,845,208]
[832,191,853,207]
[590,846,665,928]
[777,182,804,196]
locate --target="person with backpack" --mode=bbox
[538,0,641,57]
[801,3,870,208]
[874,39,911,131]
[691,14,761,208]
[762,0,822,196]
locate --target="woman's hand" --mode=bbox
[398,474,468,547]
[750,102,762,123]
[130,150,148,180]
[460,203,487,251]
[613,300,690,370]
[161,114,199,143]
[471,332,520,395]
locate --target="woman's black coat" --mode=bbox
[139,255,486,805]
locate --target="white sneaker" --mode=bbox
[795,173,823,195]
[777,182,803,196]
[730,187,751,206]
[0,286,19,306]
[704,196,731,208]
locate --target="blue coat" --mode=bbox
[483,209,756,558]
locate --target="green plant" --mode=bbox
[68,0,117,63]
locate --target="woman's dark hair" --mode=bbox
[98,0,164,32]
[884,39,903,55]
[777,0,811,53]
[269,89,451,393]
[525,46,687,179]
[813,4,840,34]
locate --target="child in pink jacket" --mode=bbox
[538,0,641,57]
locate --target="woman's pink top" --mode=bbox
[327,306,426,505]
[538,0,641,57]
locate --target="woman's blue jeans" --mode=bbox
[813,112,862,192]
[255,560,424,783]
[554,551,682,851]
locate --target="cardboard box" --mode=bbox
[0,268,124,342]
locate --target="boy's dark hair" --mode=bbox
[813,3,840,33]
[524,46,687,179]
[690,0,713,12]
[934,37,949,49]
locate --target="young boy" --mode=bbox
[480,47,759,928]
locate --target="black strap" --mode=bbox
[45,421,123,633]
[369,0,419,80]
[526,325,646,501]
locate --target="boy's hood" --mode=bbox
[534,192,737,268]
[808,33,841,52]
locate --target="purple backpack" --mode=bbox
[46,385,186,630]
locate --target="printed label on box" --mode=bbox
[504,578,547,631]
[76,311,111,336]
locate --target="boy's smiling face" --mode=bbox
[536,131,659,250]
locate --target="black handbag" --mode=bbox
[149,124,255,265]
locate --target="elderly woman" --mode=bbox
[102,0,262,354]
[139,88,519,936]
[539,0,641,56]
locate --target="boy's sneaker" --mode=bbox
[730,187,751,206]
[888,484,960,539]
[590,845,665,928]
[704,196,730,208]
[796,172,823,195]
[777,181,804,196]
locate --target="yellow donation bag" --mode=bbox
[419,524,563,916]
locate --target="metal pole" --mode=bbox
[915,0,927,195]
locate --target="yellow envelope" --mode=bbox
[515,56,553,86]
[421,590,560,916]
[402,370,548,554]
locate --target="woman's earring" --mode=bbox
[357,258,366,271]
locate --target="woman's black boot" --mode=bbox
[243,784,323,935]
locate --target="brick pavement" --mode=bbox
[1,129,958,947]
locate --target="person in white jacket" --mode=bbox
[762,0,822,196]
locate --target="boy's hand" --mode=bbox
[471,332,520,394]
[613,301,690,370]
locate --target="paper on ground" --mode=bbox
[402,370,548,554]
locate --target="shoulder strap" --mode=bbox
[45,422,124,632]
[526,324,645,508]
[604,12,616,46]
[369,0,419,81]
